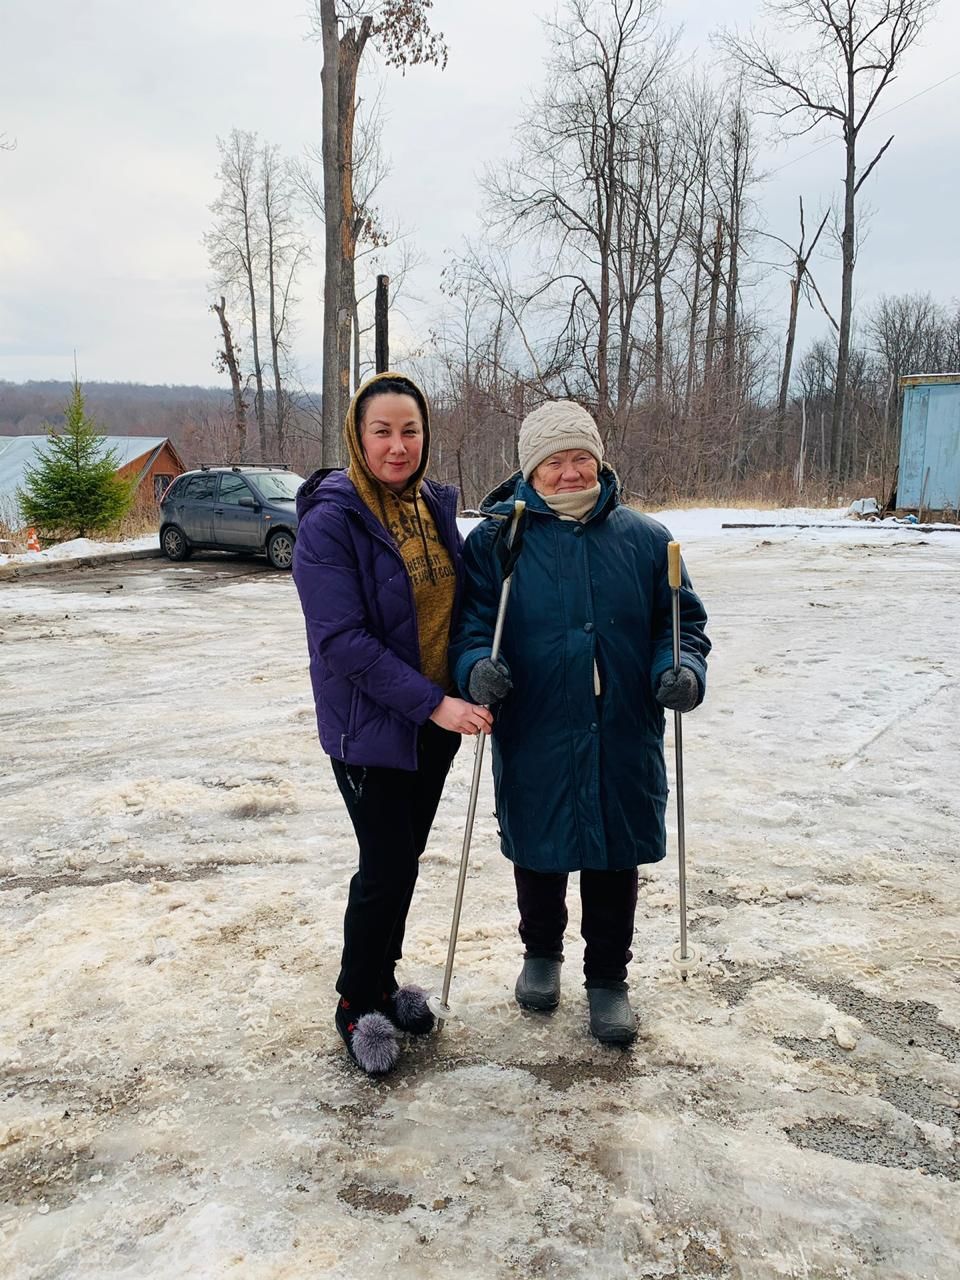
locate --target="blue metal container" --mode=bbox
[898,374,960,511]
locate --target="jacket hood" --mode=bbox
[294,465,460,526]
[344,370,432,498]
[478,464,621,520]
[295,466,357,519]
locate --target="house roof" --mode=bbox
[0,435,174,528]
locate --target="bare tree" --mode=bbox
[206,130,268,455]
[297,84,421,392]
[757,197,835,457]
[718,87,753,411]
[206,131,307,461]
[866,291,948,383]
[677,74,723,414]
[261,144,308,460]
[720,0,940,485]
[211,297,248,458]
[311,1,447,465]
[481,0,677,440]
[426,272,522,505]
[680,78,762,434]
[640,96,693,403]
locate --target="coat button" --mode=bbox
[574,525,584,536]
[583,622,594,633]
[589,722,598,733]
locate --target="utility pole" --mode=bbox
[375,274,389,373]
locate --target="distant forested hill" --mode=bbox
[0,381,228,437]
[0,380,324,471]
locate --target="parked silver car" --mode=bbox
[159,465,304,570]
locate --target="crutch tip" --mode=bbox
[426,993,453,1022]
[670,945,701,977]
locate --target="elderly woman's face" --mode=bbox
[532,448,599,496]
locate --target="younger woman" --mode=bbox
[293,372,491,1075]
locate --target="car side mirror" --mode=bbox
[238,496,259,509]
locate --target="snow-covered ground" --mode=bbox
[1,509,958,1280]
[0,534,159,567]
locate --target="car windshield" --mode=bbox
[249,471,304,500]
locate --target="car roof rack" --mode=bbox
[197,462,291,472]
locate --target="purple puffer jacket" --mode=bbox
[292,468,464,770]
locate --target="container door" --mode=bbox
[898,387,928,508]
[922,386,960,512]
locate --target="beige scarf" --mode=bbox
[540,483,601,522]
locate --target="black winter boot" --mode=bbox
[335,998,400,1075]
[586,983,637,1045]
[515,955,563,1011]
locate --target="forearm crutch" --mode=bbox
[668,540,700,981]
[429,499,526,1028]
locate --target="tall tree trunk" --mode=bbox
[270,338,285,461]
[777,276,800,464]
[319,0,342,466]
[212,296,247,458]
[353,295,362,389]
[723,150,741,405]
[831,127,856,486]
[653,265,665,402]
[703,216,724,396]
[265,207,284,461]
[241,219,266,460]
[685,173,707,414]
[337,19,372,409]
[597,171,614,434]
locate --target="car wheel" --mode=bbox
[266,529,295,570]
[161,524,192,561]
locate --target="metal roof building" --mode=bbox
[0,435,185,529]
[898,374,960,513]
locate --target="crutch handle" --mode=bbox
[490,500,525,664]
[667,540,682,591]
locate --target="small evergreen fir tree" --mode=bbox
[18,382,135,540]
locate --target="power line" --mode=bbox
[767,68,960,177]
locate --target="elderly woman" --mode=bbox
[293,372,492,1075]
[451,401,710,1044]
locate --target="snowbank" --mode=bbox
[0,532,158,567]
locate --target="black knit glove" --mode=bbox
[655,667,699,713]
[468,656,513,704]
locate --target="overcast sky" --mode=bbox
[1,0,958,389]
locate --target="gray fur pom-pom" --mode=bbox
[351,1012,400,1075]
[392,984,435,1035]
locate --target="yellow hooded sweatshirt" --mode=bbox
[343,372,456,693]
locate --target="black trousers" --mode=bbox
[513,865,639,985]
[331,721,460,1007]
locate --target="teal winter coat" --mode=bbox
[450,469,710,873]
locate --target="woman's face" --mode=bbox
[360,393,424,492]
[532,448,599,496]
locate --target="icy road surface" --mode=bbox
[1,514,959,1280]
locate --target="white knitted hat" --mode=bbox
[518,400,603,480]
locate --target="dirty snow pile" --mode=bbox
[1,509,958,1280]
[0,534,158,567]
